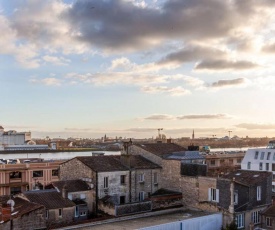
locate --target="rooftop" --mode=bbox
[23,189,75,209]
[220,170,272,186]
[135,143,186,158]
[50,180,91,193]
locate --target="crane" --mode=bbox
[157,128,163,138]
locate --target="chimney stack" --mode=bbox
[62,184,68,199]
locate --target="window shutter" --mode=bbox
[208,188,211,201]
[216,189,219,202]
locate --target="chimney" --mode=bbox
[120,154,131,168]
[167,138,172,144]
[62,184,68,199]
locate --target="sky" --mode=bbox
[1,0,275,139]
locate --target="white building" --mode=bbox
[0,126,31,145]
[241,140,275,191]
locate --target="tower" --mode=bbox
[192,129,195,140]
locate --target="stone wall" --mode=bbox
[130,169,161,202]
[98,171,130,203]
[11,207,46,230]
[47,207,75,225]
[149,194,183,210]
[161,160,182,192]
[198,176,217,202]
[180,176,199,208]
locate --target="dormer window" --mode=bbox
[254,151,259,159]
[257,186,261,201]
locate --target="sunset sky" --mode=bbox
[1,0,275,139]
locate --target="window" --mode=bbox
[120,175,126,185]
[9,171,22,179]
[257,186,261,201]
[208,188,219,202]
[273,164,275,171]
[273,153,275,161]
[80,194,86,200]
[259,162,263,170]
[272,185,275,192]
[266,217,272,227]
[210,160,215,166]
[45,210,49,219]
[138,174,144,182]
[266,163,270,171]
[104,177,108,188]
[267,152,271,160]
[252,211,260,224]
[234,191,238,205]
[247,162,251,169]
[153,172,158,184]
[255,151,259,159]
[273,174,275,180]
[139,191,145,201]
[68,194,72,200]
[33,170,43,177]
[58,209,62,217]
[237,158,242,164]
[52,169,58,177]
[235,213,244,229]
[75,206,79,217]
[260,152,265,160]
[120,196,125,204]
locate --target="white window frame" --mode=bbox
[257,186,261,201]
[252,211,260,224]
[80,193,86,200]
[266,217,272,227]
[75,205,79,217]
[139,191,145,201]
[45,209,49,219]
[259,162,263,170]
[208,188,219,202]
[247,162,251,170]
[272,185,275,192]
[235,213,244,229]
[138,173,144,182]
[104,176,108,188]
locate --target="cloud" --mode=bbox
[210,78,247,88]
[64,128,93,132]
[177,114,231,120]
[42,55,71,66]
[143,114,175,120]
[141,86,190,96]
[195,60,258,71]
[262,42,275,53]
[30,77,62,86]
[236,123,275,130]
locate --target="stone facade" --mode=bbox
[47,207,75,225]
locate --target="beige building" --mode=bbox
[0,161,63,196]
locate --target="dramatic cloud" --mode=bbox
[262,42,275,53]
[236,123,275,130]
[195,60,258,71]
[177,114,231,120]
[210,78,247,88]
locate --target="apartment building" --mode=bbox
[0,161,63,195]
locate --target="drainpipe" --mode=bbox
[96,171,98,216]
[229,178,235,214]
[129,170,132,203]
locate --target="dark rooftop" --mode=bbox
[23,189,75,209]
[70,155,161,172]
[220,170,272,186]
[51,180,91,193]
[262,205,275,217]
[135,143,186,158]
[151,188,182,197]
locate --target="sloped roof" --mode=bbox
[134,143,186,158]
[166,151,205,160]
[120,155,162,169]
[220,170,272,186]
[74,155,161,172]
[0,196,44,222]
[262,205,275,217]
[76,156,129,172]
[23,189,75,209]
[51,180,91,193]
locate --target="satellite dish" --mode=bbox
[7,199,15,212]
